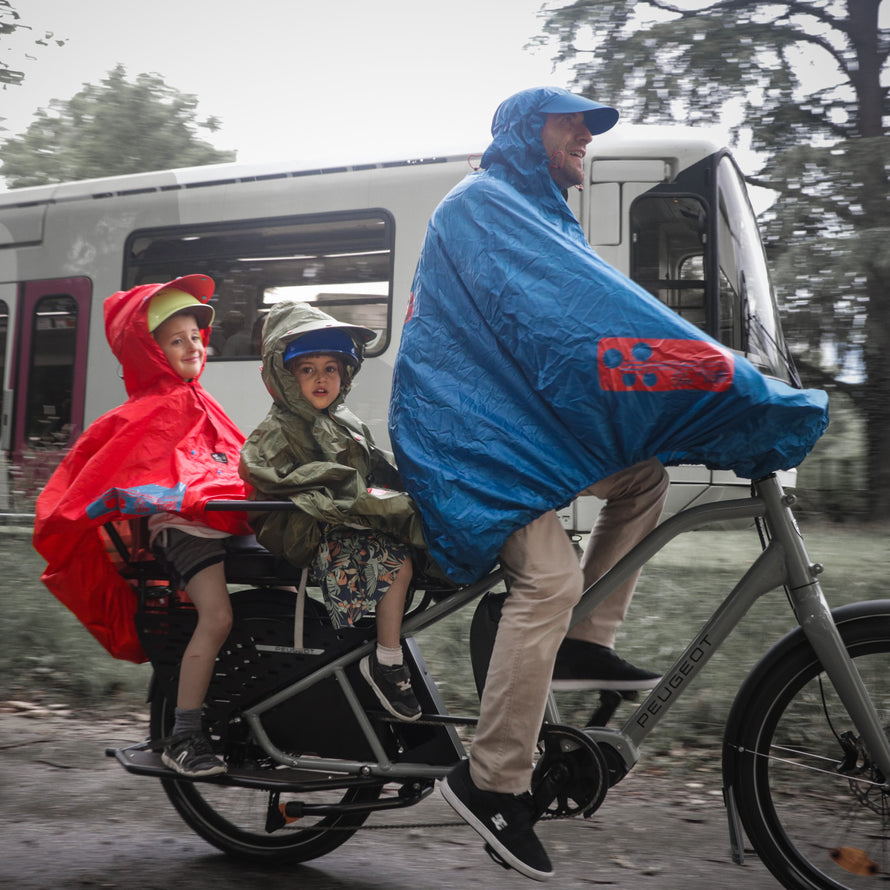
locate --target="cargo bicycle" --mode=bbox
[106,473,890,890]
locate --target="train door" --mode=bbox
[0,286,11,453]
[4,278,91,507]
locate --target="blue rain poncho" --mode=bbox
[389,87,828,584]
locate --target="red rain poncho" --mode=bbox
[33,276,252,662]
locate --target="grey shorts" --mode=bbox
[153,528,227,588]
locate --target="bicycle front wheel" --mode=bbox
[724,611,890,890]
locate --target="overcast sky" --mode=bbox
[2,0,571,172]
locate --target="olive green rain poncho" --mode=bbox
[238,301,427,569]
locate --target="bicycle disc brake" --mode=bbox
[531,723,608,819]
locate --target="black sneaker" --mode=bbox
[552,639,661,691]
[441,759,553,881]
[360,653,422,722]
[161,731,226,778]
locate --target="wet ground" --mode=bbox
[0,704,780,890]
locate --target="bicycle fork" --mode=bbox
[761,479,890,782]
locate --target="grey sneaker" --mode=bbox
[441,758,553,881]
[360,653,422,721]
[161,731,226,777]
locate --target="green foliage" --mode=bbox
[0,529,149,706]
[0,64,235,187]
[536,0,890,517]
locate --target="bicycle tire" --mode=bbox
[723,605,890,890]
[149,589,384,864]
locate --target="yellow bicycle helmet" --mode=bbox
[148,284,215,332]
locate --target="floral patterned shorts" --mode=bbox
[311,525,409,629]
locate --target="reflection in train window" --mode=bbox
[124,211,395,360]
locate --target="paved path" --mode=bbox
[0,707,779,889]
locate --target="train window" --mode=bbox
[25,295,78,449]
[124,211,395,360]
[630,195,709,331]
[715,158,790,380]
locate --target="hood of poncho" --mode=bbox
[104,276,213,397]
[260,300,375,419]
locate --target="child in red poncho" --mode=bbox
[34,275,252,778]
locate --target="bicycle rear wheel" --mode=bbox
[724,610,890,890]
[150,682,383,864]
[147,588,384,864]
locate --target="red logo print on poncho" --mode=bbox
[598,338,734,392]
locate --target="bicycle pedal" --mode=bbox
[278,803,302,825]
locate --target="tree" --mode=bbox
[0,0,65,87]
[0,64,235,186]
[535,0,890,518]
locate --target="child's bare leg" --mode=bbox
[374,557,413,650]
[361,556,421,721]
[177,561,232,710]
[161,561,231,776]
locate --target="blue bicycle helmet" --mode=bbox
[283,327,362,369]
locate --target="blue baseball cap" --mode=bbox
[538,90,619,135]
[283,328,362,368]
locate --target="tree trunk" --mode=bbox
[848,0,889,518]
[861,267,890,520]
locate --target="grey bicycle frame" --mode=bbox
[560,473,890,780]
[241,474,890,784]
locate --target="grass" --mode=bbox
[3,517,888,754]
[0,526,151,709]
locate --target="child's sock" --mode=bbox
[172,707,203,737]
[376,643,403,667]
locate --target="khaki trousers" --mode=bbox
[469,458,669,793]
